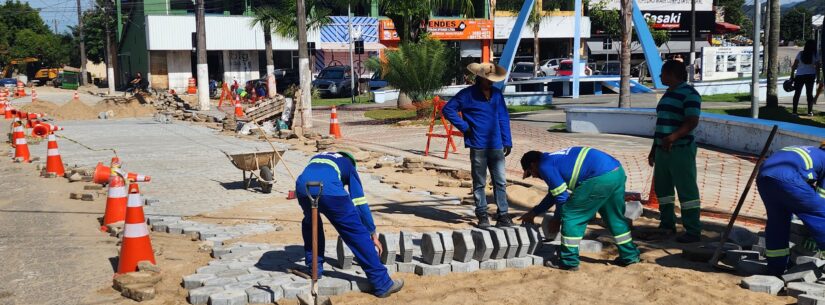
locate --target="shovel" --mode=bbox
[298,181,332,305]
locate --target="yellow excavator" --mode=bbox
[1,57,60,86]
[1,57,39,79]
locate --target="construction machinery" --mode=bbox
[1,57,39,79]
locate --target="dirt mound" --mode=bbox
[20,100,59,115]
[92,97,155,119]
[52,99,98,120]
[29,97,156,121]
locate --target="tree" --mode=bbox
[715,0,747,26]
[766,0,779,108]
[251,6,278,97]
[619,0,631,107]
[265,0,331,40]
[378,0,476,43]
[366,37,448,115]
[10,29,70,68]
[74,0,117,65]
[780,7,813,43]
[528,1,542,77]
[0,1,67,67]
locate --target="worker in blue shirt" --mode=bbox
[518,148,640,270]
[296,152,403,298]
[443,62,514,228]
[757,144,825,276]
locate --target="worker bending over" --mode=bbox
[296,152,403,297]
[518,147,640,271]
[757,144,825,276]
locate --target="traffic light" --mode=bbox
[354,40,364,55]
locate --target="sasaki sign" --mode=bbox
[379,19,493,41]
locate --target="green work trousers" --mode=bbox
[559,167,641,267]
[654,143,702,236]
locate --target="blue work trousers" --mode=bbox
[297,194,393,295]
[757,175,825,276]
[470,148,509,216]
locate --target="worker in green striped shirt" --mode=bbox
[648,60,703,243]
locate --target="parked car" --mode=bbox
[311,66,359,97]
[274,69,299,92]
[555,60,593,76]
[538,58,566,76]
[509,62,536,81]
[368,72,389,90]
[597,62,621,75]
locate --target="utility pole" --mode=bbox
[53,19,57,33]
[104,0,115,95]
[196,0,209,110]
[751,0,761,118]
[688,0,696,83]
[76,0,87,86]
[348,4,355,104]
[297,0,313,128]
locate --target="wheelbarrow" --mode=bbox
[223,150,285,194]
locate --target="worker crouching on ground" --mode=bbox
[649,60,703,243]
[518,148,640,271]
[295,151,404,298]
[757,143,825,276]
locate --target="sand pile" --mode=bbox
[52,99,98,120]
[20,100,59,115]
[93,98,155,118]
[22,97,157,121]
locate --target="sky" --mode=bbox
[20,0,97,33]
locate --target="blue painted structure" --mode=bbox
[494,0,536,90]
[572,0,582,98]
[631,2,665,89]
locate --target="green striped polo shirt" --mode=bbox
[655,82,701,146]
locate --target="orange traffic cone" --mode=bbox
[117,183,155,274]
[92,162,151,184]
[31,88,37,101]
[126,172,151,183]
[12,121,30,162]
[329,106,342,139]
[73,91,79,100]
[14,80,26,97]
[644,179,659,209]
[44,134,65,176]
[234,99,244,117]
[187,77,197,94]
[32,122,63,137]
[10,118,23,147]
[101,169,128,231]
[2,103,9,119]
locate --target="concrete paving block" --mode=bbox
[513,226,530,258]
[212,247,231,258]
[188,286,225,305]
[438,231,455,263]
[257,276,292,293]
[797,256,825,268]
[223,282,256,291]
[203,277,237,287]
[737,259,768,275]
[282,281,311,300]
[624,201,643,220]
[379,233,399,265]
[752,244,767,257]
[727,226,758,247]
[740,275,784,295]
[452,230,475,263]
[479,259,507,271]
[198,230,220,240]
[217,269,249,278]
[399,231,414,263]
[528,255,545,266]
[350,278,373,293]
[414,263,451,276]
[450,260,480,273]
[422,232,445,265]
[579,240,603,253]
[506,256,533,269]
[236,273,268,283]
[783,263,822,283]
[484,227,508,260]
[470,229,493,262]
[723,250,761,267]
[500,227,519,259]
[521,224,543,255]
[318,277,350,296]
[166,223,187,234]
[151,222,170,232]
[384,263,397,274]
[182,273,216,289]
[209,289,248,305]
[788,282,825,298]
[246,286,281,304]
[397,262,417,273]
[336,236,354,269]
[799,294,825,305]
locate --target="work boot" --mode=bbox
[495,213,514,227]
[476,213,491,229]
[676,233,701,243]
[377,279,404,298]
[544,259,579,271]
[610,257,640,267]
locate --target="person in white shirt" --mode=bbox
[792,40,823,116]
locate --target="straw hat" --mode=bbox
[467,62,507,82]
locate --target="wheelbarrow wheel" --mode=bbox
[259,166,274,194]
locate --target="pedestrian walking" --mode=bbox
[791,40,822,116]
[442,63,514,228]
[649,60,703,243]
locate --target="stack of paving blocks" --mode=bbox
[146,216,281,247]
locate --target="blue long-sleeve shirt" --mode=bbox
[296,152,377,234]
[760,146,825,195]
[442,85,513,149]
[532,147,622,216]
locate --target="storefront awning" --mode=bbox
[586,40,644,55]
[658,40,711,54]
[715,22,742,34]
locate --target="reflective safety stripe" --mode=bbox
[817,187,825,199]
[14,138,25,145]
[108,186,128,198]
[809,173,815,180]
[550,183,568,196]
[331,118,339,124]
[352,197,368,206]
[765,248,790,258]
[782,147,813,170]
[47,148,59,156]
[614,232,633,245]
[658,196,676,205]
[309,158,341,180]
[568,147,592,190]
[123,223,149,238]
[127,194,143,207]
[681,200,701,210]
[562,235,582,248]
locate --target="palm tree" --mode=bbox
[765,0,780,108]
[251,6,278,97]
[528,1,542,77]
[376,0,477,43]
